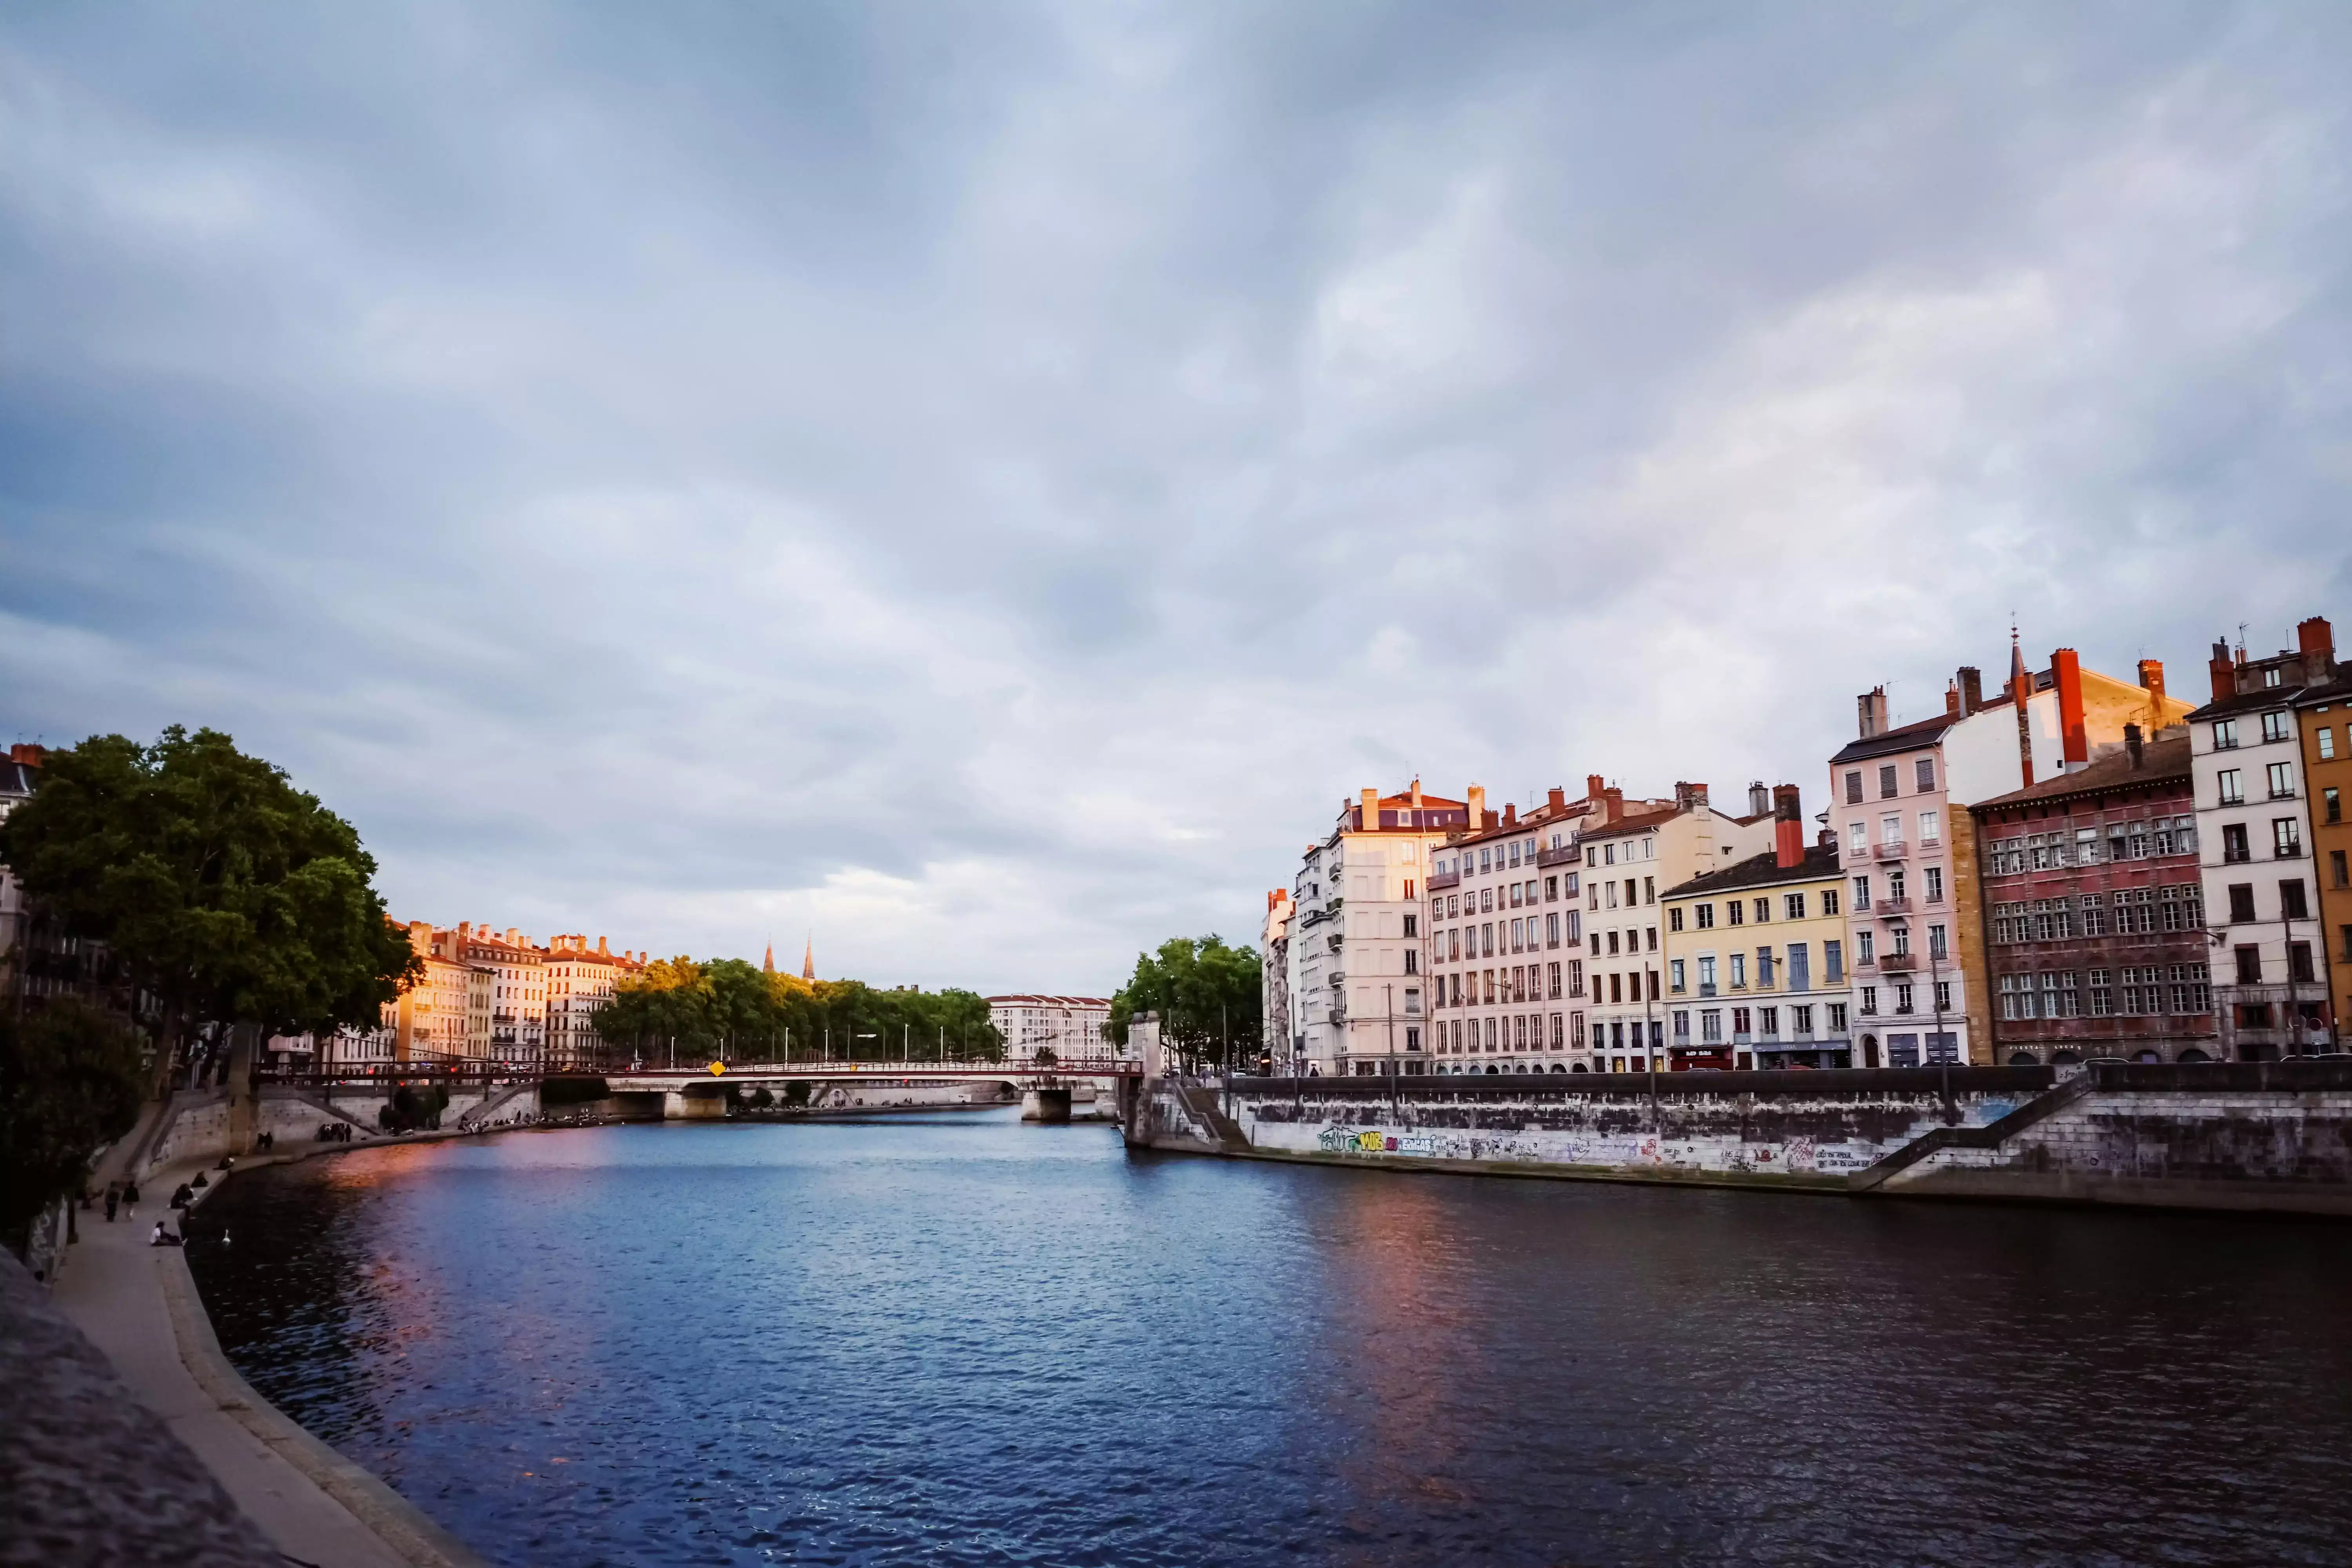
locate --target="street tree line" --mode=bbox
[590,958,1001,1066]
[1107,935,1263,1073]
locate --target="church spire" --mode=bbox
[763,939,775,975]
[802,934,815,982]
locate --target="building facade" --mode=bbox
[1970,729,2216,1064]
[1661,788,1852,1070]
[2296,670,2352,1046]
[1424,784,1598,1074]
[987,995,1113,1063]
[544,934,640,1070]
[1581,782,1777,1074]
[1259,889,1291,1067]
[1829,646,2189,1067]
[2189,619,2339,1059]
[1291,782,1469,1076]
[454,924,547,1068]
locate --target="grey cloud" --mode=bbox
[4,2,2350,988]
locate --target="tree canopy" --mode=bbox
[592,958,1001,1065]
[0,1002,146,1248]
[1107,935,1261,1071]
[0,727,420,1074]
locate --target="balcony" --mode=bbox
[1875,896,1912,916]
[1873,840,1907,861]
[1699,983,1718,998]
[1536,844,1580,868]
[1428,869,1459,891]
[1878,951,1918,973]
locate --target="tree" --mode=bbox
[593,963,1002,1065]
[0,728,420,1086]
[0,1002,146,1249]
[1108,935,1261,1072]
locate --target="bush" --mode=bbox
[750,1085,775,1109]
[0,1002,147,1251]
[782,1080,811,1108]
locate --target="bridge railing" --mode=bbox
[601,1056,1145,1078]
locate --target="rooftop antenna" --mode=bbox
[2238,622,2249,656]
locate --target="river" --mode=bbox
[187,1109,2352,1566]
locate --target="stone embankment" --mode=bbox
[1128,1062,2352,1214]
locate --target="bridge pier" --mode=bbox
[662,1089,729,1121]
[1021,1088,1073,1123]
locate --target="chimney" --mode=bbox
[1548,786,1566,813]
[2125,723,2144,770]
[2138,659,2167,706]
[2299,616,2335,668]
[1585,773,1605,803]
[1857,687,1889,738]
[1748,780,1769,818]
[409,920,432,956]
[1359,786,1378,830]
[1602,786,1624,824]
[8,742,44,767]
[1773,784,1804,869]
[1958,666,1983,713]
[1945,681,1961,718]
[1674,780,1710,813]
[2210,639,2235,701]
[1503,802,1518,826]
[597,935,609,955]
[1467,784,1486,830]
[506,926,521,947]
[2052,648,2087,771]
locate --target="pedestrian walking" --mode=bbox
[104,1186,120,1222]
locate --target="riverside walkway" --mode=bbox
[51,1154,487,1568]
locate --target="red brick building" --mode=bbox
[1969,728,2217,1063]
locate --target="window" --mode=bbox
[2281,879,2310,921]
[1933,981,1952,1012]
[1699,956,1717,994]
[1405,949,1419,974]
[1547,913,1561,947]
[1784,892,1806,920]
[1849,821,1867,853]
[1882,814,1902,845]
[2327,787,2342,826]
[1753,897,1770,924]
[2274,818,2303,858]
[1859,985,1878,1016]
[2218,769,2244,805]
[1846,770,1863,804]
[1728,900,1745,927]
[2159,885,2203,930]
[2268,761,2297,799]
[1696,903,1715,929]
[1701,1009,1724,1043]
[1924,866,1943,903]
[1403,913,1418,938]
[2088,970,2114,1016]
[2321,726,2337,761]
[1669,906,1685,932]
[1670,958,1686,993]
[2223,824,2250,864]
[2228,884,2257,924]
[1919,811,1940,844]
[1822,889,1840,917]
[2289,942,2316,984]
[1644,877,1656,905]
[2235,945,2262,984]
[2214,719,2238,749]
[2263,711,2292,744]
[1828,1002,1849,1032]
[1915,758,1936,792]
[1730,953,1747,989]
[1825,939,1844,982]
[1853,875,1871,909]
[1757,946,1775,987]
[2333,850,2349,890]
[2169,963,2212,1015]
[1858,929,1876,964]
[1929,924,1948,961]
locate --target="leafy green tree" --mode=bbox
[593,962,1001,1065]
[1108,935,1261,1071]
[0,727,420,1086]
[0,1002,147,1249]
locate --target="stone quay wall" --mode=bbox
[1129,1062,2352,1213]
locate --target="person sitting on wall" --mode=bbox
[190,1172,208,1189]
[150,1221,182,1247]
[216,1154,234,1171]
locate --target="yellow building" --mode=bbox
[1660,789,1855,1071]
[2295,662,2351,1045]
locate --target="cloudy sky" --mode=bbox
[4,4,2348,995]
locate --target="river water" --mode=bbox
[187,1111,2352,1566]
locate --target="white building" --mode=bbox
[2189,620,2339,1060]
[987,995,1112,1063]
[545,934,641,1069]
[1291,782,1469,1076]
[1261,889,1292,1065]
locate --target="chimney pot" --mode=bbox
[2052,648,2087,770]
[1772,783,1804,868]
[1748,780,1769,817]
[2125,723,2144,770]
[1548,786,1566,812]
[2137,658,2167,706]
[1857,687,1889,739]
[1359,786,1378,830]
[2299,615,2335,666]
[2210,639,2236,701]
[1586,773,1606,803]
[1602,787,1624,824]
[1503,802,1518,826]
[1467,784,1486,831]
[1958,666,1983,713]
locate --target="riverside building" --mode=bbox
[1582,781,1777,1073]
[545,934,641,1070]
[1260,889,1292,1067]
[1829,643,2188,1067]
[1292,782,1470,1076]
[1425,784,1602,1074]
[1660,787,1851,1070]
[2189,619,2340,1058]
[2295,666,2352,1043]
[1969,727,2216,1064]
[987,995,1113,1064]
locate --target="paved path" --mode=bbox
[53,1158,483,1568]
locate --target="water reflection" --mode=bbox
[191,1115,2352,1566]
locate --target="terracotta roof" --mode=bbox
[1969,731,2193,811]
[1575,805,1684,844]
[1448,797,1597,848]
[1827,711,1959,766]
[2187,685,2311,722]
[1661,844,1844,899]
